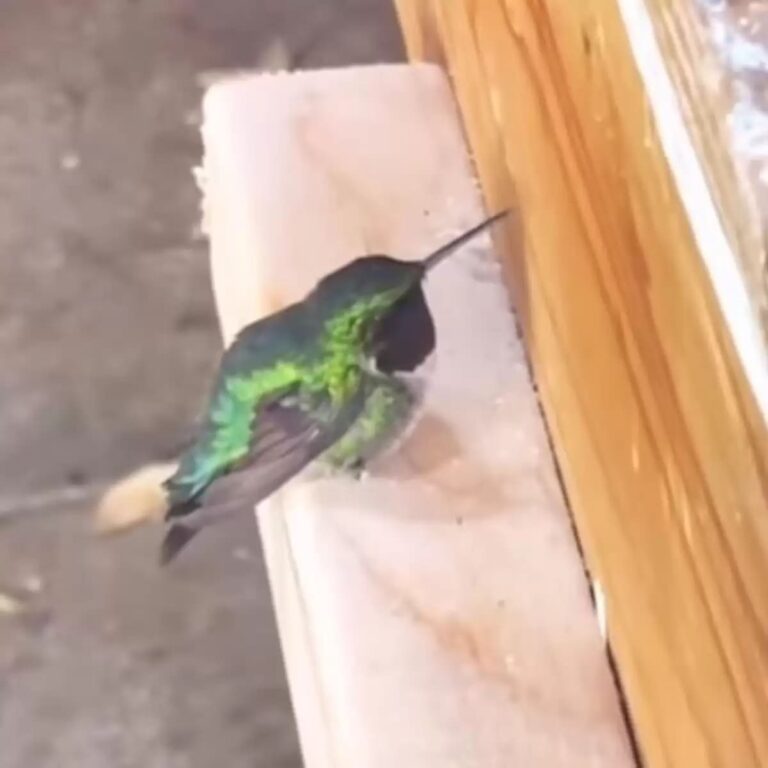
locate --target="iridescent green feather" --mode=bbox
[323,376,415,469]
[170,286,406,501]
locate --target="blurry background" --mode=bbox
[0,2,401,765]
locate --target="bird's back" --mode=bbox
[165,302,316,509]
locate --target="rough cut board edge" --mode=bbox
[200,63,636,767]
[394,3,768,768]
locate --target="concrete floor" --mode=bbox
[0,2,402,765]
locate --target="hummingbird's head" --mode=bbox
[307,211,508,331]
[310,255,423,318]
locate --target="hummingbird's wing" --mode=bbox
[160,384,366,564]
[200,396,335,508]
[371,284,436,373]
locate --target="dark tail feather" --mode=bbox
[421,210,508,272]
[160,523,200,566]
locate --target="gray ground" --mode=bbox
[0,2,402,766]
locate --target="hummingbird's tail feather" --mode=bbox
[93,462,177,534]
[422,210,508,272]
[160,522,200,565]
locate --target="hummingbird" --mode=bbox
[160,210,508,563]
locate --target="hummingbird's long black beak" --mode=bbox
[421,210,509,272]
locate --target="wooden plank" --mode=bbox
[200,65,635,767]
[394,2,768,767]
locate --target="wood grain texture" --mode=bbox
[395,2,768,767]
[201,64,635,767]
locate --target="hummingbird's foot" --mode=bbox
[321,452,366,478]
[347,458,366,480]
